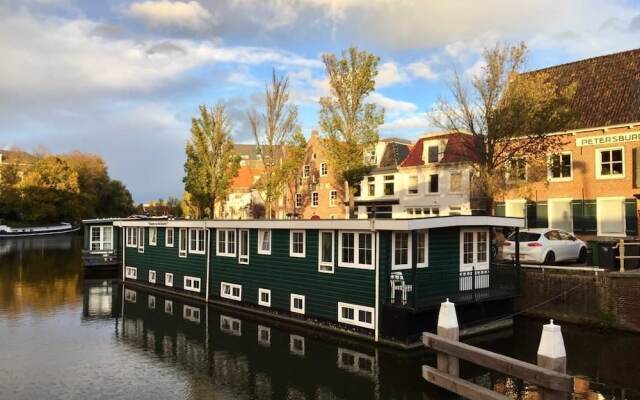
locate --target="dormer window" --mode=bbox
[427,146,439,163]
[364,149,377,165]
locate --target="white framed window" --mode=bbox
[407,176,418,195]
[596,147,624,179]
[137,228,145,253]
[320,162,328,176]
[258,229,271,255]
[258,325,271,346]
[125,266,137,279]
[184,276,201,293]
[311,192,319,207]
[189,228,206,254]
[548,152,573,181]
[450,172,462,193]
[90,225,113,251]
[338,231,374,270]
[125,227,137,247]
[239,229,250,264]
[367,176,375,196]
[124,288,136,303]
[165,273,173,287]
[548,198,573,233]
[258,288,271,307]
[220,315,241,336]
[416,231,429,268]
[149,227,157,246]
[217,229,236,257]
[338,302,375,329]
[165,227,174,247]
[290,294,305,314]
[183,305,201,323]
[383,175,394,196]
[427,145,439,163]
[290,334,305,356]
[220,282,242,301]
[148,270,156,283]
[318,230,335,273]
[597,197,626,237]
[289,230,305,258]
[178,228,187,258]
[303,164,310,178]
[165,299,173,315]
[392,232,411,270]
[148,295,156,309]
[364,149,377,165]
[295,193,303,208]
[506,157,527,182]
[329,190,338,207]
[460,229,489,268]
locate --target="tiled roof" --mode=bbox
[231,165,263,190]
[378,142,412,170]
[400,133,479,167]
[521,48,640,130]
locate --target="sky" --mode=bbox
[1,0,640,202]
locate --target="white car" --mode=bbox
[502,228,587,265]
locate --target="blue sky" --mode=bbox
[1,0,640,202]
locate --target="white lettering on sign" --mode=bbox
[576,132,640,147]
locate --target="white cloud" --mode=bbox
[407,61,437,81]
[381,112,431,132]
[128,0,215,32]
[368,92,417,113]
[376,61,409,87]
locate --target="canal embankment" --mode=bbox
[516,265,640,332]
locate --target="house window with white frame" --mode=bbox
[460,229,489,268]
[364,149,377,165]
[126,227,137,247]
[311,192,319,207]
[416,231,428,268]
[220,282,242,301]
[329,190,338,207]
[408,176,418,195]
[125,266,137,279]
[295,193,302,208]
[427,145,439,163]
[137,228,144,253]
[290,230,305,257]
[318,230,334,273]
[165,227,174,247]
[189,228,206,254]
[367,177,375,196]
[290,294,305,314]
[320,162,328,176]
[303,165,310,178]
[597,147,624,179]
[178,228,187,257]
[338,302,375,329]
[507,157,527,182]
[184,276,201,292]
[450,172,462,192]
[392,232,411,270]
[339,231,374,269]
[217,229,236,257]
[149,270,156,283]
[258,229,271,255]
[597,197,626,236]
[165,273,173,287]
[90,225,113,251]
[239,229,249,264]
[149,227,157,246]
[258,288,271,307]
[384,175,394,195]
[548,152,572,181]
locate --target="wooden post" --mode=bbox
[619,239,625,272]
[537,320,567,400]
[437,299,459,377]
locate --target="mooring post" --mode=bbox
[537,320,567,400]
[619,239,625,272]
[437,298,459,377]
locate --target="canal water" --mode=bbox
[1,236,639,400]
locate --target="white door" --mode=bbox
[460,229,490,290]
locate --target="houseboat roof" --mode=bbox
[109,215,524,229]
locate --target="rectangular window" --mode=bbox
[126,227,137,247]
[165,300,173,315]
[137,228,144,253]
[220,282,242,301]
[318,230,334,273]
[148,295,155,309]
[320,162,328,176]
[258,325,271,346]
[449,206,462,216]
[597,197,626,236]
[303,165,310,177]
[427,145,439,163]
[90,226,113,251]
[367,177,375,196]
[295,193,302,208]
[149,270,156,283]
[341,232,354,264]
[428,174,439,193]
[184,276,201,293]
[125,266,137,279]
[258,229,271,255]
[149,227,157,246]
[384,175,394,195]
[548,152,572,180]
[408,176,418,194]
[239,229,249,264]
[450,172,462,192]
[597,147,624,179]
[183,305,201,323]
[329,190,337,206]
[258,288,271,307]
[416,231,428,268]
[339,231,374,269]
[364,149,376,165]
[290,334,305,356]
[220,315,241,336]
[290,230,305,257]
[392,232,411,270]
[165,228,174,247]
[189,228,206,254]
[338,302,375,329]
[165,273,173,287]
[217,229,236,257]
[507,157,527,182]
[311,192,319,207]
[290,294,305,314]
[460,229,490,268]
[124,288,136,303]
[178,228,187,258]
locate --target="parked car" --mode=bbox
[502,228,587,265]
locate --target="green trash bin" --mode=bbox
[587,241,599,267]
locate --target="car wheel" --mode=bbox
[544,251,556,265]
[577,247,587,264]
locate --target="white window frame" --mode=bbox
[303,164,310,178]
[460,229,490,269]
[295,193,302,209]
[238,229,250,264]
[416,231,429,268]
[596,146,625,180]
[149,227,157,246]
[216,229,237,257]
[318,230,335,273]
[184,276,201,293]
[329,190,338,207]
[220,282,242,301]
[165,227,174,247]
[137,227,145,253]
[165,272,173,287]
[320,162,328,176]
[257,229,271,255]
[125,266,137,279]
[338,231,374,270]
[90,225,113,252]
[596,196,626,237]
[392,231,412,270]
[289,230,306,258]
[338,302,375,329]
[149,269,156,284]
[407,175,419,195]
[290,294,305,314]
[311,191,319,207]
[547,151,573,182]
[178,228,187,258]
[506,157,528,183]
[183,305,201,323]
[426,145,440,163]
[189,228,206,255]
[258,288,271,307]
[125,227,137,247]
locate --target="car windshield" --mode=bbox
[507,232,541,242]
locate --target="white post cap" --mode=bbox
[537,320,566,358]
[437,298,459,329]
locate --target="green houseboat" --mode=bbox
[82,216,523,344]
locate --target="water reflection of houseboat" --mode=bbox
[82,280,121,320]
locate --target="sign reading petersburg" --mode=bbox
[576,132,640,147]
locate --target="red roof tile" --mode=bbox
[400,133,479,167]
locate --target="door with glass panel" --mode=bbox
[459,229,490,290]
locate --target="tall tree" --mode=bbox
[432,42,576,212]
[319,47,385,217]
[184,104,241,218]
[249,69,300,219]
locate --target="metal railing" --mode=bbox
[81,249,121,267]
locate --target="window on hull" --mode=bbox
[338,302,375,329]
